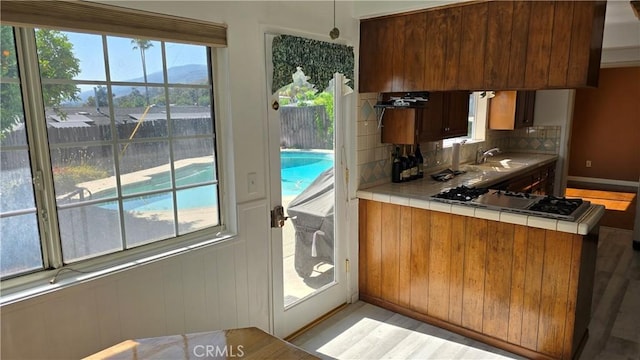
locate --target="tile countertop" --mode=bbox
[356,152,605,235]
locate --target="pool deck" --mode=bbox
[58,156,215,201]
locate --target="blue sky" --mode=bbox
[64,31,208,82]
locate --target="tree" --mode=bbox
[131,38,153,106]
[85,85,109,108]
[36,29,81,110]
[1,26,22,136]
[116,88,146,108]
[278,67,317,106]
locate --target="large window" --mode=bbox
[0,24,221,280]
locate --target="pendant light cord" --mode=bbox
[333,0,336,28]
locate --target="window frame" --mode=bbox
[0,3,232,300]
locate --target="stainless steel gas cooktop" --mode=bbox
[431,186,591,221]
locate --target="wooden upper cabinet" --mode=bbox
[423,10,448,90]
[418,91,469,142]
[524,1,555,88]
[403,12,426,92]
[457,2,488,90]
[567,1,607,87]
[359,1,606,93]
[484,1,515,89]
[507,1,532,89]
[381,108,418,145]
[442,91,470,138]
[359,16,404,93]
[442,7,463,90]
[417,92,445,142]
[488,90,536,130]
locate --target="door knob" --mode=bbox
[270,205,296,228]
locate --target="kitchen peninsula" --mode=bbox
[357,153,604,360]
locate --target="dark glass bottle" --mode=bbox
[415,144,424,178]
[408,145,418,180]
[400,145,410,182]
[392,146,402,183]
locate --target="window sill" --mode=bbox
[442,138,484,148]
[0,231,236,306]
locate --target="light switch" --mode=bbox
[247,172,257,194]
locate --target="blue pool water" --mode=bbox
[94,164,217,211]
[281,151,333,196]
[93,151,332,211]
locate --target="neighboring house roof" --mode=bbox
[45,106,212,127]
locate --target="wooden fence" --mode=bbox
[0,118,214,172]
[0,108,332,171]
[279,105,332,150]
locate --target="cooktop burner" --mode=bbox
[528,196,584,216]
[432,186,489,202]
[430,187,591,221]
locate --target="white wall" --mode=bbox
[0,2,358,358]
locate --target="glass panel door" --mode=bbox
[266,34,350,337]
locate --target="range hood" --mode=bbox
[375,92,430,109]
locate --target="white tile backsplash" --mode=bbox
[356,93,561,189]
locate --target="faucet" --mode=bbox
[476,147,501,164]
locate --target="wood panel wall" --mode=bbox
[0,202,271,359]
[359,200,592,360]
[569,67,640,182]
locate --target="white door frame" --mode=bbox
[264,32,352,338]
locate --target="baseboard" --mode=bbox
[567,176,639,188]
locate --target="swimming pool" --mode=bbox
[281,150,333,196]
[92,151,332,211]
[94,163,218,211]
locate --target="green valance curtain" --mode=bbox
[271,34,354,94]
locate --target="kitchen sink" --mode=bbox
[463,159,527,173]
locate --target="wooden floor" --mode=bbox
[292,227,640,360]
[566,186,637,230]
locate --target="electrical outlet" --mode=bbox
[586,160,592,168]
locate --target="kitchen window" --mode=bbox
[0,2,227,284]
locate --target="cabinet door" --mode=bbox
[514,91,536,129]
[381,108,417,145]
[443,7,462,90]
[567,1,606,87]
[423,10,448,90]
[442,91,470,139]
[359,17,402,93]
[403,12,426,92]
[457,2,488,90]
[417,92,444,142]
[490,91,535,130]
[507,1,531,88]
[484,1,514,89]
[524,1,555,88]
[488,91,517,130]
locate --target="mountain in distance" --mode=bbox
[72,64,208,104]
